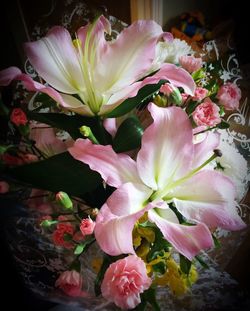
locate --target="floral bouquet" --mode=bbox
[0,15,248,310]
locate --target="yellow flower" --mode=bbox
[153,257,198,296]
[137,226,155,243]
[136,240,151,259]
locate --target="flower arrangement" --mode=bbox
[0,15,248,310]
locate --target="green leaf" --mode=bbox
[74,237,96,255]
[147,228,170,262]
[185,100,200,115]
[142,288,160,311]
[0,145,14,155]
[31,93,57,111]
[0,98,10,116]
[212,234,221,248]
[105,81,165,118]
[133,298,147,311]
[191,68,206,81]
[195,255,209,269]
[7,152,102,197]
[152,261,166,274]
[113,116,143,152]
[179,254,192,275]
[217,120,230,129]
[27,112,111,144]
[74,244,85,255]
[27,112,90,140]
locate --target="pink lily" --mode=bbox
[70,105,245,260]
[0,16,195,116]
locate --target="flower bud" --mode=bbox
[79,126,99,144]
[40,219,57,228]
[153,94,167,107]
[10,108,28,126]
[160,83,182,106]
[56,191,73,209]
[80,217,95,236]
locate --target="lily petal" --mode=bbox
[148,209,213,260]
[1,71,93,116]
[68,139,141,188]
[95,183,153,255]
[100,63,195,115]
[106,182,153,216]
[172,170,246,230]
[94,19,163,93]
[24,26,84,94]
[137,104,193,191]
[193,131,220,168]
[140,63,196,95]
[0,66,22,85]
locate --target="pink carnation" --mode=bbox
[55,270,88,297]
[192,98,221,127]
[80,217,95,236]
[217,82,241,110]
[179,55,202,73]
[0,181,9,193]
[192,87,208,101]
[101,255,151,309]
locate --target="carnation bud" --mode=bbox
[56,191,73,210]
[40,219,58,228]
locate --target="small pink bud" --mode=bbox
[80,217,95,236]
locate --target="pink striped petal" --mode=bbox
[24,26,84,94]
[137,104,193,190]
[2,71,93,116]
[148,209,213,260]
[77,15,111,64]
[68,139,141,188]
[94,19,163,93]
[95,183,153,255]
[172,170,246,230]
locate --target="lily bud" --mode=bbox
[56,191,73,210]
[79,126,99,144]
[160,83,182,106]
